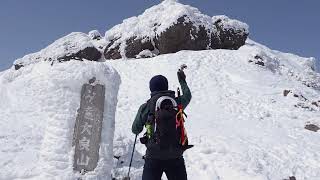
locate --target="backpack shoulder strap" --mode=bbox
[155,96,177,111]
[147,91,176,114]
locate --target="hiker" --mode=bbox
[132,68,192,180]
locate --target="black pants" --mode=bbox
[142,157,187,180]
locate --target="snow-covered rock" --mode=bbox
[12,1,249,69]
[213,15,249,49]
[88,30,102,40]
[14,32,102,70]
[136,49,157,59]
[104,0,249,59]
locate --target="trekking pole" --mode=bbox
[124,134,138,180]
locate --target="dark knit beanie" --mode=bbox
[149,75,168,92]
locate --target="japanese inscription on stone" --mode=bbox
[73,79,105,172]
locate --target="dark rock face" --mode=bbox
[76,47,101,61]
[305,124,320,132]
[13,32,103,70]
[125,36,155,58]
[254,55,265,66]
[105,36,155,60]
[104,45,121,60]
[155,16,210,54]
[289,177,296,180]
[14,64,24,70]
[104,39,122,60]
[283,90,291,97]
[57,47,102,62]
[312,101,319,107]
[283,176,296,180]
[212,18,248,50]
[248,55,265,66]
[14,46,102,70]
[104,15,248,60]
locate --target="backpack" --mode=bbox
[142,90,189,150]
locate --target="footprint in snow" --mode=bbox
[200,148,214,154]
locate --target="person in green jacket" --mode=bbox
[132,69,192,180]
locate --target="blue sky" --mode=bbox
[0,0,319,71]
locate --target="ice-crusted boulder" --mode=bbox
[212,15,249,50]
[104,0,249,59]
[89,30,102,40]
[14,32,102,70]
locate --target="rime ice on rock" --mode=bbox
[88,30,102,40]
[14,32,102,69]
[104,0,249,59]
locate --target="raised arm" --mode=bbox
[177,69,192,109]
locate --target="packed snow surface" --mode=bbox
[1,38,320,180]
[109,40,320,180]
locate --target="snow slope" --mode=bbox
[108,40,320,180]
[1,36,320,180]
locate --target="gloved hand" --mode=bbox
[177,69,186,82]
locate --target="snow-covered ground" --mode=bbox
[109,40,320,180]
[1,38,319,180]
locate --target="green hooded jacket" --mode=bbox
[132,80,192,135]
